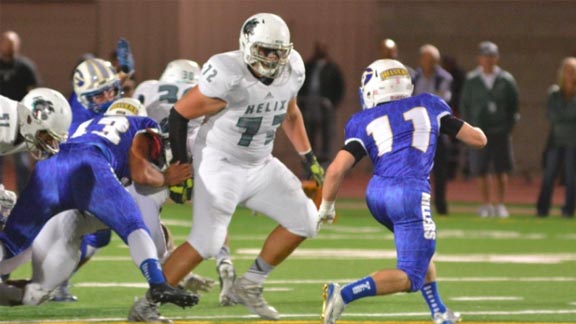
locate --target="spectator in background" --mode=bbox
[536,57,576,218]
[461,41,519,218]
[380,38,415,77]
[413,44,453,215]
[298,41,345,163]
[0,31,41,194]
[441,55,468,179]
[441,55,466,115]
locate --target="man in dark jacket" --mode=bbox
[0,31,41,194]
[460,41,519,218]
[299,42,345,162]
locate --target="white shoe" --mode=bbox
[50,280,78,302]
[495,204,509,218]
[128,297,173,323]
[226,276,279,320]
[322,283,346,324]
[179,273,215,294]
[217,260,236,306]
[478,204,494,218]
[22,283,51,306]
[433,308,462,324]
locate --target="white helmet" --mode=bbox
[239,13,293,79]
[18,88,72,160]
[73,58,121,114]
[160,59,201,84]
[105,98,147,117]
[359,59,414,109]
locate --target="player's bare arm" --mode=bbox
[456,122,487,149]
[281,98,312,153]
[440,114,487,149]
[129,133,191,187]
[323,150,356,202]
[169,86,227,164]
[174,86,226,120]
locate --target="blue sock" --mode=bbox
[421,281,447,316]
[139,258,166,285]
[340,276,377,304]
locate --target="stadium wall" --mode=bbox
[1,0,574,176]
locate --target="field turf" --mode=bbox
[2,200,576,323]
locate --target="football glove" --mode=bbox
[115,38,135,75]
[318,199,336,225]
[301,151,325,186]
[0,185,16,227]
[169,178,193,204]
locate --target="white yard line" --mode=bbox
[75,277,576,289]
[450,296,524,301]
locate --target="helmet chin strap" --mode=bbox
[247,64,274,85]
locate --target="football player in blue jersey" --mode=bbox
[0,99,198,308]
[320,59,487,324]
[50,51,133,301]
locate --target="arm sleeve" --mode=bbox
[440,115,464,137]
[342,140,366,163]
[342,116,368,163]
[168,107,190,163]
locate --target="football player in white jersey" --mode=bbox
[130,13,325,322]
[133,59,237,308]
[0,87,71,277]
[0,89,72,230]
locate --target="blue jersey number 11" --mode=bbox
[366,107,431,156]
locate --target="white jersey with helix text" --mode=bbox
[0,95,25,155]
[197,49,305,166]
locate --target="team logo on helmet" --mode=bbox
[243,18,260,36]
[362,68,374,86]
[74,69,85,88]
[31,97,55,121]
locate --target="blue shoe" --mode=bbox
[433,308,462,324]
[322,283,346,324]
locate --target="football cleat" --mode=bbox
[179,273,215,294]
[433,308,462,324]
[225,276,279,320]
[217,259,237,306]
[322,283,346,324]
[149,283,199,307]
[128,297,173,323]
[50,280,78,302]
[22,283,51,306]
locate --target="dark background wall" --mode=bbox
[1,0,575,175]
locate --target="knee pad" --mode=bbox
[22,283,51,306]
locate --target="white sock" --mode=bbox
[127,229,159,267]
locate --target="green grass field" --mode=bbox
[3,200,576,323]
